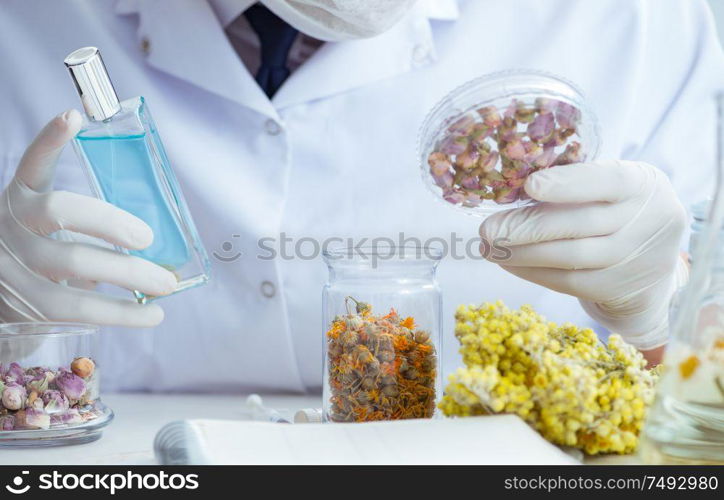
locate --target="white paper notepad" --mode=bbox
[154,415,579,465]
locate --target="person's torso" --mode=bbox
[0,0,687,392]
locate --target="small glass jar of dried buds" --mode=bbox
[322,245,442,423]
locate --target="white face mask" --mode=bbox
[261,0,418,41]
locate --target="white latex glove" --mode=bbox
[0,110,177,327]
[479,160,689,350]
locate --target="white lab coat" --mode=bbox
[0,0,722,393]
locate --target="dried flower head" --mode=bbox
[71,357,95,379]
[53,370,87,402]
[1,382,26,411]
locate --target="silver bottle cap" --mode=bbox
[64,47,121,121]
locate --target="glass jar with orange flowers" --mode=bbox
[322,245,442,423]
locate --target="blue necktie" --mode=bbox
[244,4,299,98]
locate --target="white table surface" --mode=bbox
[0,393,318,465]
[0,393,633,465]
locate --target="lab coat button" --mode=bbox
[265,119,281,136]
[260,280,276,298]
[412,44,430,64]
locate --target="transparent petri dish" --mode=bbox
[419,70,600,216]
[0,323,113,447]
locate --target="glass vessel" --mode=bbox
[419,70,600,216]
[65,47,210,303]
[640,95,724,464]
[322,245,442,423]
[0,323,113,447]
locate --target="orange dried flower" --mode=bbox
[326,297,437,422]
[401,317,416,329]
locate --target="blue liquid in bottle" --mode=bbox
[66,47,209,302]
[76,132,190,269]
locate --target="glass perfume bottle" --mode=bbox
[64,47,210,302]
[639,94,724,464]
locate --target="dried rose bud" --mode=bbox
[455,145,481,170]
[477,106,502,127]
[479,151,499,173]
[469,123,492,145]
[15,408,50,430]
[523,144,543,165]
[439,134,468,155]
[54,371,87,401]
[534,147,558,169]
[507,177,527,189]
[527,112,555,143]
[461,176,481,190]
[555,102,581,130]
[447,114,476,135]
[27,372,52,394]
[524,139,540,153]
[452,168,466,186]
[443,191,466,205]
[25,366,51,379]
[554,141,583,165]
[496,117,519,143]
[5,362,24,383]
[1,382,26,410]
[0,415,14,431]
[50,409,83,427]
[427,152,452,177]
[27,390,38,406]
[535,97,557,114]
[71,357,96,379]
[503,99,518,119]
[462,193,483,208]
[502,139,527,161]
[559,127,576,140]
[514,102,536,123]
[495,186,521,204]
[433,171,454,189]
[41,390,70,414]
[484,169,506,187]
[504,158,533,179]
[543,130,566,148]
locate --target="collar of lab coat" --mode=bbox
[115,0,459,118]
